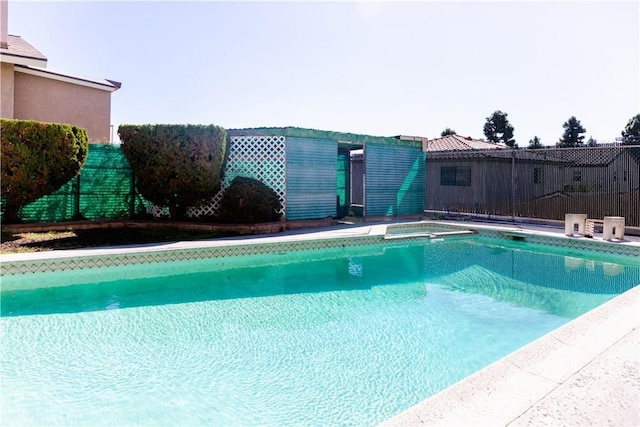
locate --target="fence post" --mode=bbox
[74,174,81,219]
[129,173,136,218]
[511,149,516,219]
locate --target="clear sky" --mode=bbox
[7,1,639,145]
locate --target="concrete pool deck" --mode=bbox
[1,219,639,426]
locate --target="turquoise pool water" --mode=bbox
[1,237,639,426]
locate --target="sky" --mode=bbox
[7,0,639,146]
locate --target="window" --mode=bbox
[534,167,543,184]
[572,170,582,182]
[440,166,471,186]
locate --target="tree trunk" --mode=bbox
[3,202,21,224]
[169,204,187,221]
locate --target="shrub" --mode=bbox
[118,124,228,220]
[1,119,89,222]
[218,176,282,223]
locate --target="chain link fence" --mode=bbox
[425,145,640,227]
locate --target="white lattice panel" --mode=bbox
[187,134,287,218]
[147,202,168,218]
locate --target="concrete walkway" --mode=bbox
[512,327,638,426]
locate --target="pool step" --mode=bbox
[384,230,477,240]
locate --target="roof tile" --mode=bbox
[1,34,47,62]
[425,134,504,152]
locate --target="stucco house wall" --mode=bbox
[1,3,120,143]
[0,61,14,117]
[13,69,113,143]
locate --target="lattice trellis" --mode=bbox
[221,134,287,213]
[148,135,287,219]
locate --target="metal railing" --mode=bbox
[425,146,640,226]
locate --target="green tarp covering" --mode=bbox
[17,144,147,222]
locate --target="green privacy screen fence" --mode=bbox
[18,144,147,222]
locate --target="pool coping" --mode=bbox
[1,220,639,426]
[2,220,638,266]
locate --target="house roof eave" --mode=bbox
[14,64,121,92]
[0,51,47,68]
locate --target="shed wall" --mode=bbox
[365,144,425,216]
[286,136,337,220]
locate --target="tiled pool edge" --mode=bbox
[379,285,640,427]
[0,229,385,276]
[429,221,640,257]
[2,221,638,276]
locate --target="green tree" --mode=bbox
[1,119,89,223]
[440,128,456,136]
[559,116,586,147]
[587,136,598,147]
[217,176,282,224]
[483,110,516,147]
[118,124,228,220]
[621,114,640,145]
[528,136,543,149]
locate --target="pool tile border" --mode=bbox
[0,235,389,276]
[488,230,640,256]
[1,221,638,276]
[439,221,640,257]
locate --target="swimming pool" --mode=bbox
[1,230,639,426]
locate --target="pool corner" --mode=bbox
[380,285,640,427]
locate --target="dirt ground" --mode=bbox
[0,228,228,254]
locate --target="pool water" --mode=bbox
[1,237,639,426]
